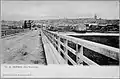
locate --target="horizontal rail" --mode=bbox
[60,41,76,55]
[60,48,77,65]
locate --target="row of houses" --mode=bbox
[1,20,24,30]
[45,21,119,33]
[1,20,36,30]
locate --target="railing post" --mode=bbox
[76,44,79,65]
[64,39,68,64]
[76,45,83,65]
[57,36,61,54]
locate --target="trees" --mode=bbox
[23,20,33,29]
[23,20,27,29]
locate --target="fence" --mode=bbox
[42,29,119,66]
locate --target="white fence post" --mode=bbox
[76,45,83,65]
[64,39,68,64]
[58,36,61,54]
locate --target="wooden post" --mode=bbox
[64,39,68,64]
[76,44,78,64]
[76,44,78,52]
[57,36,61,54]
[76,45,83,65]
[52,34,55,47]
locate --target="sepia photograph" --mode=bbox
[0,0,119,78]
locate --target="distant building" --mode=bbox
[94,14,97,19]
[1,20,24,29]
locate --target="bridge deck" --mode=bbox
[41,30,66,64]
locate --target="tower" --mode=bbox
[94,14,97,19]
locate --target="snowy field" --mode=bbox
[1,29,46,64]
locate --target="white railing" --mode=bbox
[42,29,119,66]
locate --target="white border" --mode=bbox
[1,64,120,78]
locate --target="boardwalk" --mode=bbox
[1,29,46,64]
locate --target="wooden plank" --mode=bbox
[59,41,76,55]
[78,54,99,66]
[41,32,57,64]
[60,48,77,65]
[46,32,66,64]
[46,30,119,36]
[48,40,66,64]
[42,31,66,64]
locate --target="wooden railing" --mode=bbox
[42,29,119,66]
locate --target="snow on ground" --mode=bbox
[1,29,46,64]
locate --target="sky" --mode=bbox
[1,1,119,20]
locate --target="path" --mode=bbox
[1,29,46,64]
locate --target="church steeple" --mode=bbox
[94,14,97,19]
